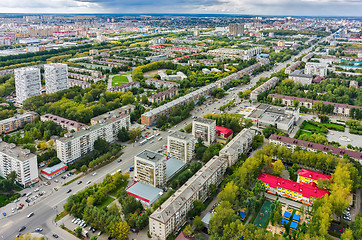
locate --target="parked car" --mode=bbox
[19,226,26,232]
[66,189,72,193]
[52,233,59,238]
[77,181,82,185]
[87,181,91,184]
[35,228,43,232]
[2,212,6,216]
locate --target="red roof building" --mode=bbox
[216,126,233,144]
[258,173,329,206]
[40,162,68,179]
[297,169,331,185]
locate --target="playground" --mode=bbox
[254,200,272,228]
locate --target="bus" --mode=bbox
[147,135,155,141]
[139,139,147,146]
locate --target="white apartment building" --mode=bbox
[145,78,180,89]
[305,62,328,77]
[0,140,38,187]
[14,67,41,104]
[134,150,167,188]
[44,63,69,94]
[285,61,302,74]
[192,118,216,146]
[250,77,279,101]
[56,116,130,164]
[167,131,195,163]
[219,129,256,166]
[149,155,228,240]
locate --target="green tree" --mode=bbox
[7,171,17,183]
[129,127,142,142]
[118,127,130,142]
[341,228,353,240]
[108,221,129,240]
[218,181,239,206]
[193,216,204,231]
[273,160,285,176]
[183,224,193,236]
[75,226,82,237]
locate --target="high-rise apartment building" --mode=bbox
[14,67,41,104]
[56,115,130,165]
[0,140,38,187]
[134,150,167,188]
[192,118,216,146]
[228,24,244,36]
[44,63,69,94]
[167,131,194,163]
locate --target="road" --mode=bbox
[0,38,322,240]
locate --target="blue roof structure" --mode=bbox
[283,211,292,219]
[166,158,187,180]
[292,214,300,222]
[290,221,299,229]
[240,211,246,220]
[281,218,289,225]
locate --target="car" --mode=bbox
[54,187,58,191]
[98,231,102,236]
[92,172,97,176]
[117,159,122,163]
[66,189,72,193]
[54,179,59,183]
[346,207,351,211]
[25,199,30,203]
[77,181,82,185]
[92,228,96,233]
[16,234,21,238]
[12,209,15,213]
[35,228,43,232]
[52,233,59,238]
[87,181,91,184]
[21,193,26,197]
[88,226,93,231]
[44,182,48,186]
[2,212,6,216]
[69,172,74,175]
[27,212,34,218]
[19,226,26,232]
[72,218,77,223]
[19,203,24,207]
[107,237,113,240]
[34,188,39,192]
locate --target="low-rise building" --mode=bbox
[68,79,91,89]
[248,104,299,133]
[145,79,180,89]
[158,70,187,81]
[297,169,331,185]
[146,55,168,62]
[108,81,140,92]
[215,126,233,144]
[90,105,134,126]
[350,80,359,88]
[41,162,68,180]
[0,112,37,135]
[167,131,194,163]
[289,70,313,85]
[56,117,129,164]
[269,134,362,164]
[134,150,167,188]
[218,128,255,166]
[268,93,362,117]
[301,53,314,62]
[192,118,216,146]
[40,114,88,132]
[250,77,279,101]
[148,88,179,104]
[285,61,302,74]
[0,140,38,187]
[258,173,329,206]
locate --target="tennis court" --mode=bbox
[254,200,272,228]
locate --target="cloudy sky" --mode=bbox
[0,0,361,16]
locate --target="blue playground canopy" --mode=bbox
[281,218,289,225]
[290,221,299,229]
[240,211,246,220]
[292,214,300,222]
[283,211,292,219]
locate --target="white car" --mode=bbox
[92,172,97,176]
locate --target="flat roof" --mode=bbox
[166,158,187,180]
[41,162,68,176]
[90,105,134,122]
[169,131,194,141]
[136,149,165,163]
[201,212,214,225]
[125,181,163,203]
[0,112,37,125]
[194,117,216,125]
[0,140,36,162]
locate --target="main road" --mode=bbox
[0,37,324,240]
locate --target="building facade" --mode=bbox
[167,131,195,163]
[134,150,167,188]
[305,62,328,77]
[14,67,42,104]
[145,79,180,89]
[44,63,69,94]
[108,81,140,92]
[250,77,279,101]
[228,24,244,36]
[0,141,38,187]
[148,88,179,104]
[90,105,134,126]
[0,112,37,135]
[40,114,88,132]
[192,118,216,146]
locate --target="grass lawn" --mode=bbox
[302,122,321,132]
[55,210,68,222]
[0,193,20,208]
[109,181,128,198]
[299,130,313,136]
[112,75,129,87]
[97,196,115,209]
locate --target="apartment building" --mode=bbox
[215,126,233,144]
[228,24,244,35]
[145,79,180,89]
[349,80,359,89]
[44,63,69,94]
[134,150,167,188]
[192,118,216,146]
[90,105,134,126]
[40,114,88,132]
[269,134,362,164]
[302,53,314,62]
[305,62,328,77]
[68,79,91,89]
[218,128,255,166]
[108,81,140,92]
[0,112,37,135]
[68,67,103,78]
[158,71,187,81]
[141,61,269,126]
[148,88,179,104]
[250,77,279,101]
[0,140,38,187]
[285,61,302,74]
[207,47,262,60]
[14,67,42,104]
[149,155,228,240]
[68,72,99,83]
[56,117,129,164]
[268,93,362,116]
[167,131,195,163]
[258,173,329,206]
[289,70,313,85]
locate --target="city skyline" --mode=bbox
[0,0,361,17]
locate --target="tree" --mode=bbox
[273,160,285,176]
[90,236,98,240]
[75,226,82,237]
[218,181,239,206]
[193,216,204,231]
[136,212,149,230]
[341,228,353,240]
[350,214,362,240]
[129,127,142,142]
[7,171,17,183]
[208,201,238,236]
[108,221,129,240]
[80,165,88,173]
[121,195,143,218]
[94,138,110,154]
[183,224,193,236]
[118,127,130,142]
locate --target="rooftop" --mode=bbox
[41,162,68,176]
[125,181,163,204]
[136,149,166,163]
[41,114,88,129]
[90,105,133,123]
[166,158,187,180]
[216,126,233,138]
[194,117,216,125]
[290,70,313,78]
[0,112,37,125]
[169,131,194,141]
[297,169,331,181]
[0,140,36,162]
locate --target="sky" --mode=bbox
[0,0,361,16]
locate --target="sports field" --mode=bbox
[254,200,272,228]
[112,75,129,86]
